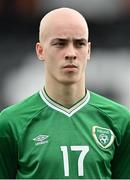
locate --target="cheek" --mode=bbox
[45,49,62,62]
[45,50,63,69]
[80,50,88,62]
[80,55,88,72]
[82,61,87,72]
[83,51,89,65]
[44,56,59,74]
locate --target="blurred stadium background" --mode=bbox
[0,0,130,111]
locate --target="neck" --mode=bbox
[44,81,86,108]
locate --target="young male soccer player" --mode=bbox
[0,7,130,179]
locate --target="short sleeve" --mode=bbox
[111,112,130,178]
[0,111,18,179]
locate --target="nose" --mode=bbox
[65,44,77,60]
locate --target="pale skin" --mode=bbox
[36,8,91,108]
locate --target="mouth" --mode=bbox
[63,64,78,69]
[62,64,78,73]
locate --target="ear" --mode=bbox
[35,42,45,61]
[87,42,91,60]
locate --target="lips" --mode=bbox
[63,64,77,69]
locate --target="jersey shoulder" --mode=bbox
[0,92,46,133]
[89,91,130,121]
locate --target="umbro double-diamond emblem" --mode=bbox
[33,135,49,146]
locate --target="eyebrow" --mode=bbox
[75,38,88,43]
[50,38,88,43]
[50,38,68,44]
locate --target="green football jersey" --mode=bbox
[0,89,130,179]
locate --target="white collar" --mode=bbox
[39,89,90,117]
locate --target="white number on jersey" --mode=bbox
[60,145,89,176]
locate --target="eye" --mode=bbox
[51,40,67,48]
[55,42,65,47]
[75,41,86,48]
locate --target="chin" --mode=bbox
[57,73,83,85]
[59,78,80,85]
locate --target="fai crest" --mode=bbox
[92,126,115,148]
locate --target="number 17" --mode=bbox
[60,145,89,176]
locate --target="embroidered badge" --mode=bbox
[92,126,115,149]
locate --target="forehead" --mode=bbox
[51,24,87,39]
[43,20,88,42]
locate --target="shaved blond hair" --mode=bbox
[39,7,89,42]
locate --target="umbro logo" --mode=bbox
[33,135,49,146]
